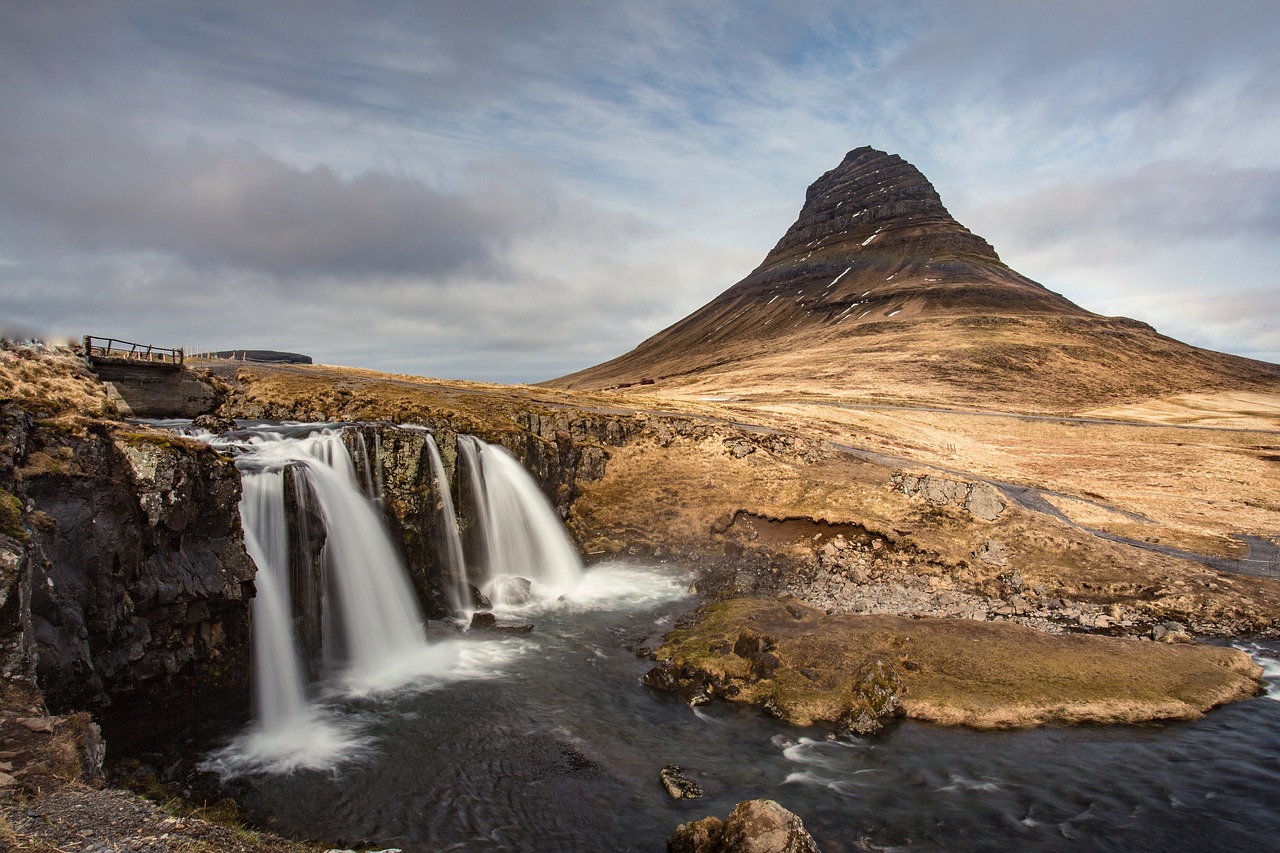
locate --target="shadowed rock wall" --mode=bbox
[0,405,255,751]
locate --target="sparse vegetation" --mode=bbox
[655,598,1264,728]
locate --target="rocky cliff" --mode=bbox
[0,401,255,751]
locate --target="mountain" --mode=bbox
[549,147,1280,413]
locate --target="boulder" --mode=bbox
[488,575,533,605]
[659,764,704,799]
[669,799,819,853]
[190,413,238,433]
[965,483,1006,521]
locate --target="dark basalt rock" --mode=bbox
[660,764,704,800]
[761,145,1000,266]
[4,418,256,753]
[469,611,497,630]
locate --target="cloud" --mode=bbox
[0,122,522,278]
[968,161,1280,268]
[1088,286,1280,364]
[2,2,1279,378]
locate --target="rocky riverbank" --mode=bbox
[782,532,1197,638]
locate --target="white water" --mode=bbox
[459,436,584,606]
[300,456,428,690]
[238,471,308,731]
[196,427,446,772]
[189,423,613,775]
[425,434,470,617]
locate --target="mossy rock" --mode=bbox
[0,489,28,542]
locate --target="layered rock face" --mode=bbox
[552,146,1085,391]
[737,147,1084,317]
[0,405,255,749]
[549,147,1280,412]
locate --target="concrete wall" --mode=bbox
[91,362,218,418]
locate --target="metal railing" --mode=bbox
[83,335,184,366]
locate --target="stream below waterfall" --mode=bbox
[163,420,1280,852]
[211,567,1280,853]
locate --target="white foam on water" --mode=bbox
[490,562,690,620]
[199,707,372,778]
[335,637,530,697]
[1235,641,1280,700]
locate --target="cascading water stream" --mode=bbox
[238,470,309,733]
[300,456,427,686]
[189,422,598,773]
[211,427,433,696]
[458,435,584,607]
[425,434,470,617]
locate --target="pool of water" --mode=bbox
[214,562,1280,852]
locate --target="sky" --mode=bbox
[2,1,1278,382]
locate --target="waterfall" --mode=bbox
[302,457,426,679]
[458,436,584,606]
[425,434,470,616]
[195,422,597,774]
[348,429,383,502]
[216,428,428,700]
[239,470,309,733]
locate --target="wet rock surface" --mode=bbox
[660,764,704,800]
[1,414,255,750]
[669,798,820,853]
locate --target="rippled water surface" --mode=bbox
[223,563,1280,852]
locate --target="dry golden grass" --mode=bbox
[1082,391,1280,430]
[677,398,1280,551]
[0,342,115,418]
[217,358,1280,630]
[554,313,1280,416]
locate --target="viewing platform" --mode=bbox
[83,335,184,369]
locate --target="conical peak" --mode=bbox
[762,146,1000,266]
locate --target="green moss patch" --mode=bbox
[0,489,28,542]
[653,598,1263,730]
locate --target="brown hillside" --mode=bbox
[549,147,1280,414]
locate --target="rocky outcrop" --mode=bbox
[891,471,1006,520]
[2,410,255,751]
[761,146,1000,268]
[514,410,631,519]
[659,764,704,800]
[669,799,820,853]
[645,599,907,735]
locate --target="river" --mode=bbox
[208,561,1280,852]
